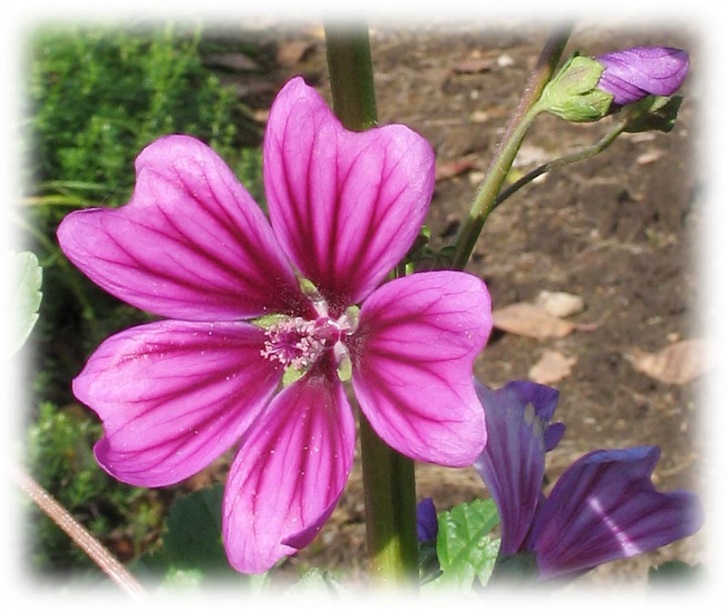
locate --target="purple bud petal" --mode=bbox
[529,446,704,580]
[472,380,561,556]
[596,46,689,106]
[417,497,439,544]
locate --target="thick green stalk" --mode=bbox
[451,24,573,269]
[324,24,378,131]
[324,21,419,586]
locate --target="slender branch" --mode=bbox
[451,23,573,269]
[14,467,149,600]
[492,116,629,210]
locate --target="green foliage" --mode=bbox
[157,484,232,575]
[424,498,501,594]
[24,24,265,401]
[24,402,164,574]
[9,250,43,358]
[648,560,705,586]
[27,24,240,206]
[20,23,273,580]
[133,485,250,590]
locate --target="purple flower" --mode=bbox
[417,497,439,545]
[57,77,492,574]
[473,380,703,581]
[596,46,689,107]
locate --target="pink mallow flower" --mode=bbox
[57,77,492,574]
[473,380,703,581]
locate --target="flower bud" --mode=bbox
[595,46,689,107]
[537,54,614,122]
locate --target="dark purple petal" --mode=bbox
[596,46,689,106]
[529,446,704,580]
[472,380,561,556]
[417,497,439,544]
[222,365,355,573]
[73,320,282,486]
[58,135,311,322]
[351,271,491,467]
[264,77,435,311]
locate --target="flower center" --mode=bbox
[259,308,358,378]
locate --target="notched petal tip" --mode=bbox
[264,76,436,306]
[58,134,306,321]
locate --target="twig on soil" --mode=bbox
[13,467,150,600]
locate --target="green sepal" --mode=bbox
[622,95,683,133]
[282,365,306,387]
[538,54,614,123]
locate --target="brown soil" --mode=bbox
[73,19,711,591]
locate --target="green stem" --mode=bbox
[358,417,418,585]
[451,23,573,269]
[324,21,419,586]
[324,24,378,131]
[492,116,629,210]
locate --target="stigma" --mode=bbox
[260,309,358,374]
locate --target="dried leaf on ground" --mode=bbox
[451,57,496,73]
[435,157,478,181]
[636,149,663,165]
[529,350,578,384]
[202,53,260,72]
[626,339,711,385]
[276,39,317,67]
[492,302,576,340]
[534,290,585,318]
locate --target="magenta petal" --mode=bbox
[222,370,355,573]
[530,447,704,579]
[57,135,309,321]
[264,77,435,309]
[73,320,282,486]
[351,271,491,467]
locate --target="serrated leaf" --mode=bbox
[9,251,43,357]
[427,498,501,593]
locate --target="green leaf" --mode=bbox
[425,498,501,594]
[9,251,43,357]
[648,560,705,586]
[623,95,683,133]
[160,484,235,576]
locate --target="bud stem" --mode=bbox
[493,116,629,210]
[451,23,573,269]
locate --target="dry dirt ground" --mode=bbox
[180,18,708,591]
